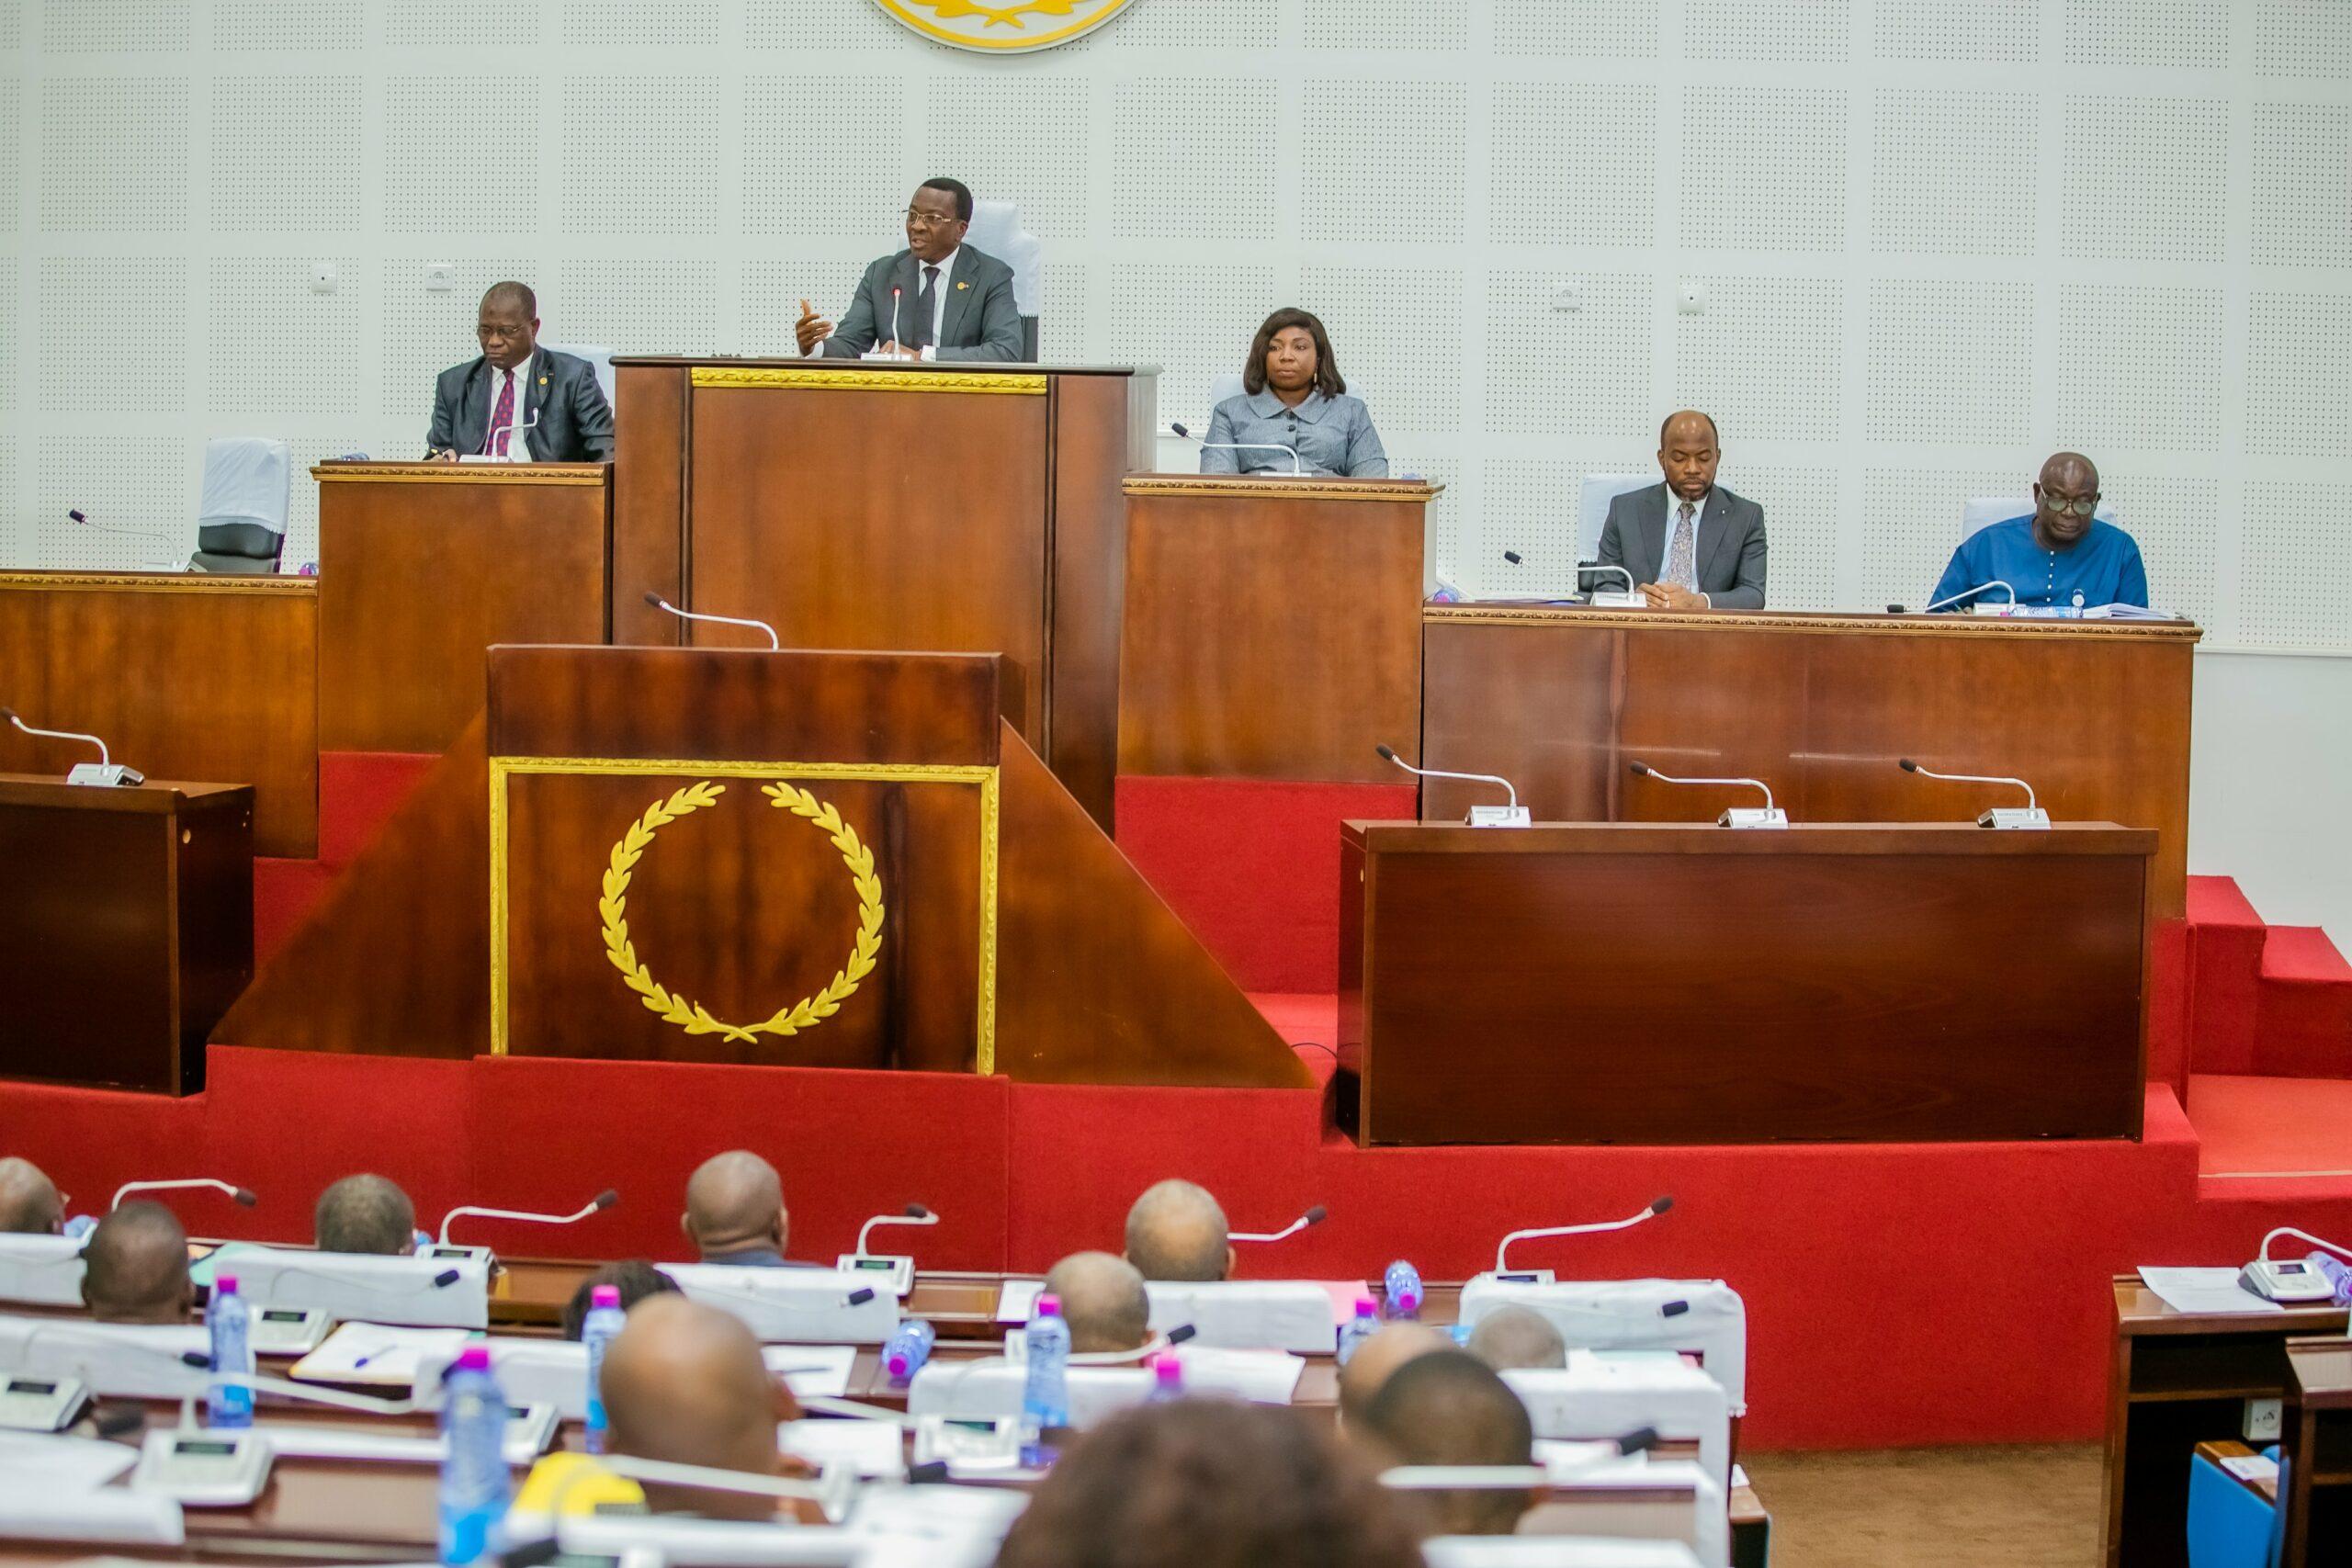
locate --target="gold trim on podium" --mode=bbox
[689,366,1047,396]
[311,463,608,486]
[488,756,1001,1073]
[1124,475,1445,503]
[1423,605,2203,643]
[0,570,316,598]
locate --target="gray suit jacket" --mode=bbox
[426,348,615,462]
[1597,483,1768,610]
[820,245,1023,364]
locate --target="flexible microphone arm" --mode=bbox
[1627,761,1774,813]
[3,709,111,769]
[1581,562,1636,592]
[2258,1226,2352,1265]
[890,285,902,350]
[250,1261,465,1295]
[1169,423,1305,476]
[1069,1325,1197,1365]
[67,508,187,567]
[854,1204,936,1257]
[1922,579,2017,614]
[22,1334,431,1416]
[1495,1197,1673,1273]
[111,1179,256,1213]
[438,1189,617,1247]
[479,412,541,457]
[1898,758,2036,813]
[641,589,781,651]
[1230,1205,1329,1244]
[1376,743,1519,810]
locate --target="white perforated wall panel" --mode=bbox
[1111,80,1279,243]
[1303,82,1466,244]
[1858,468,2018,612]
[1491,85,1657,248]
[2064,0,2229,69]
[384,77,542,234]
[1679,88,1848,252]
[1871,90,2038,255]
[561,0,724,48]
[40,76,189,231]
[1874,0,2039,62]
[0,4,19,51]
[2101,475,2222,638]
[1305,0,1465,51]
[2245,293,2352,463]
[1685,0,1850,62]
[379,255,542,423]
[210,75,364,234]
[2255,0,2352,79]
[37,257,186,414]
[385,1,534,47]
[562,77,723,237]
[1493,0,1657,57]
[1484,271,1652,440]
[207,256,364,415]
[40,0,187,52]
[1865,281,2035,446]
[2251,105,2352,268]
[2054,285,2224,452]
[213,0,360,51]
[1675,277,1845,443]
[2240,482,2352,653]
[2062,96,2228,263]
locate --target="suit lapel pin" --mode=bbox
[956,280,970,290]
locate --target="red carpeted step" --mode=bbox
[2188,875,2267,1076]
[318,750,438,867]
[2250,927,2352,1077]
[253,857,336,966]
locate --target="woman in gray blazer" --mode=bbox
[1202,309,1388,478]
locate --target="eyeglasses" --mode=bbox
[2041,493,2099,517]
[904,209,960,230]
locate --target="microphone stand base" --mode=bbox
[1465,805,1532,829]
[1978,807,2052,829]
[1717,807,1790,829]
[65,762,144,788]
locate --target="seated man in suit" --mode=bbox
[314,1173,415,1256]
[81,1201,194,1325]
[601,1295,813,1520]
[681,1149,801,1268]
[1598,411,1768,610]
[793,178,1023,364]
[426,282,615,462]
[0,1157,62,1235]
[1929,451,2150,611]
[1043,1251,1152,1355]
[1124,1179,1234,1282]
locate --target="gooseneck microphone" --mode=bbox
[1377,743,1528,828]
[1921,579,2018,614]
[110,1179,256,1212]
[890,285,903,351]
[437,1189,617,1247]
[1169,422,1305,476]
[1495,1196,1673,1273]
[855,1203,938,1258]
[4,708,143,787]
[1231,1205,1329,1245]
[67,507,187,570]
[641,589,780,650]
[1899,758,2048,829]
[1627,761,1785,828]
[478,412,540,459]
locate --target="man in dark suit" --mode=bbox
[1597,410,1768,610]
[426,281,615,462]
[793,178,1023,363]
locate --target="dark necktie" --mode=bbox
[487,369,515,457]
[910,264,940,350]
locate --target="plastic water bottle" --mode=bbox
[2307,1252,2352,1306]
[1383,1260,1425,1319]
[437,1346,511,1565]
[1336,1296,1380,1365]
[62,1214,96,1242]
[1020,1293,1070,1467]
[883,1318,936,1384]
[1148,1352,1184,1402]
[206,1275,254,1429]
[580,1284,625,1454]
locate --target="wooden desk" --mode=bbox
[608,359,1155,829]
[1341,820,2154,1145]
[1118,475,1436,782]
[0,777,252,1094]
[0,572,316,858]
[1421,606,2199,919]
[314,463,611,754]
[2283,1337,2352,1567]
[2104,1276,2348,1568]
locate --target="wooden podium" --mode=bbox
[607,360,1155,829]
[1119,474,1436,782]
[1340,820,2154,1145]
[314,463,611,754]
[0,776,253,1093]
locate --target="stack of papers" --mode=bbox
[2138,1267,2283,1315]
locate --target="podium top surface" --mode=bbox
[0,774,252,812]
[1424,603,2202,643]
[0,570,313,598]
[1125,474,1444,503]
[1344,820,2156,857]
[611,356,1156,377]
[312,461,608,486]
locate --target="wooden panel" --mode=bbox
[1119,479,1432,783]
[1421,609,2196,918]
[315,464,610,753]
[1046,372,1149,829]
[0,573,317,857]
[684,380,1051,745]
[1348,821,2152,1145]
[610,364,688,648]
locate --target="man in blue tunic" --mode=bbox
[1928,452,2150,612]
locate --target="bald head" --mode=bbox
[1465,1305,1566,1372]
[602,1295,799,1519]
[0,1158,62,1235]
[1360,1349,1536,1536]
[1044,1251,1150,1355]
[314,1174,415,1257]
[682,1151,787,1262]
[1336,1321,1448,1430]
[1124,1179,1232,1283]
[80,1201,192,1325]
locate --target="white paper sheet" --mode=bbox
[0,1429,140,1490]
[763,1344,857,1399]
[292,1323,475,1385]
[2139,1267,2284,1316]
[2222,1453,2279,1484]
[778,1417,905,1477]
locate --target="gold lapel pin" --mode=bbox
[956,280,970,290]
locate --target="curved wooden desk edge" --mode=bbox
[1425,603,2202,641]
[0,570,315,596]
[1125,475,1444,502]
[312,461,609,486]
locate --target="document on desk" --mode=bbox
[2139,1266,2284,1315]
[293,1322,477,1384]
[763,1343,857,1399]
[0,1429,140,1490]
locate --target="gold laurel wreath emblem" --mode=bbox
[597,781,886,1044]
[905,0,1102,28]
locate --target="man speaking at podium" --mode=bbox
[794,178,1023,363]
[426,282,615,462]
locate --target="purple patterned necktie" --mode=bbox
[1667,500,1696,587]
[488,369,515,457]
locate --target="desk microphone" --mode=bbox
[1169,423,1305,475]
[1920,579,2017,614]
[1897,758,2049,829]
[1579,561,1640,603]
[110,1179,255,1212]
[254,1262,465,1295]
[67,507,187,571]
[640,589,781,650]
[854,1203,936,1258]
[1231,1205,1328,1245]
[474,412,540,460]
[1494,1197,1672,1274]
[437,1189,617,1247]
[1376,742,1529,829]
[891,285,902,350]
[3,707,143,787]
[1626,761,1786,829]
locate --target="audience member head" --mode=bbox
[1123,1179,1233,1283]
[476,281,539,370]
[1657,409,1721,503]
[600,1295,804,1520]
[313,1173,416,1257]
[1360,1349,1537,1537]
[681,1151,787,1264]
[1336,1322,1449,1431]
[79,1201,193,1325]
[2033,450,2102,549]
[1043,1251,1151,1355]
[561,1260,683,1341]
[994,1399,1425,1568]
[0,1157,62,1235]
[1464,1305,1566,1372]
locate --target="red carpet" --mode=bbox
[2189,1073,2352,1180]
